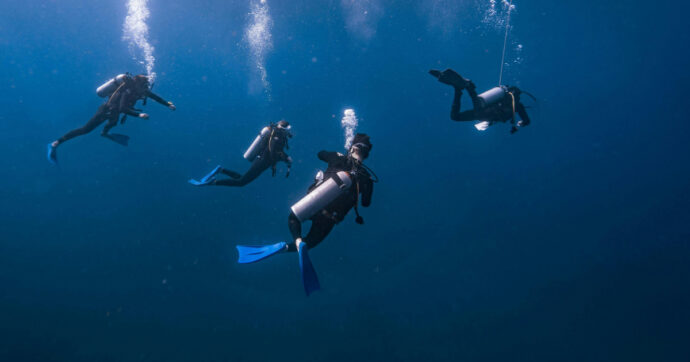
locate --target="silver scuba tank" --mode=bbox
[96,74,128,98]
[243,126,272,161]
[477,86,507,108]
[291,171,353,222]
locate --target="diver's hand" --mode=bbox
[139,113,150,119]
[295,238,304,249]
[429,69,442,79]
[167,102,176,111]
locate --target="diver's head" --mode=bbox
[349,133,372,162]
[275,120,292,137]
[507,85,522,97]
[133,74,151,91]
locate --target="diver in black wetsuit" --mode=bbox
[188,120,293,187]
[287,133,375,252]
[234,133,375,295]
[47,74,175,163]
[429,68,531,134]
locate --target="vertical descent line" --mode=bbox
[498,0,513,85]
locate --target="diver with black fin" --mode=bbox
[188,120,293,187]
[46,73,176,164]
[429,68,533,134]
[236,134,376,296]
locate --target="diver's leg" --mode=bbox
[213,158,270,187]
[286,213,335,252]
[303,214,336,250]
[449,87,464,121]
[54,106,109,146]
[466,82,482,109]
[287,212,303,252]
[219,168,242,179]
[100,113,119,135]
[451,82,483,122]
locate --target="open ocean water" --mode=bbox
[0,0,688,361]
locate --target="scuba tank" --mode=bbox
[477,86,508,108]
[96,74,129,98]
[243,126,271,161]
[291,171,353,222]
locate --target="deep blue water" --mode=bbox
[1,1,689,361]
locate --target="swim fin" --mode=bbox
[201,165,223,183]
[298,243,321,296]
[430,69,468,89]
[103,133,130,146]
[46,143,57,165]
[236,242,287,264]
[428,69,442,79]
[188,178,215,186]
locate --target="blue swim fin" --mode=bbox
[298,243,321,296]
[46,143,57,165]
[188,178,215,186]
[103,133,130,146]
[201,165,223,183]
[236,242,287,264]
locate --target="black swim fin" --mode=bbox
[103,133,130,146]
[430,68,469,89]
[429,69,442,79]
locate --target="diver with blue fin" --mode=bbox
[429,68,533,134]
[236,133,376,296]
[47,73,176,164]
[188,120,292,187]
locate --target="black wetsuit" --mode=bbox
[213,127,292,187]
[56,80,170,144]
[451,83,530,129]
[287,151,374,251]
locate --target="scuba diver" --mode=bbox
[46,73,176,164]
[235,133,376,296]
[188,120,293,187]
[429,68,533,134]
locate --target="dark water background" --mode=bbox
[1,1,688,361]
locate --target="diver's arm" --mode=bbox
[360,179,373,207]
[123,108,142,117]
[317,150,340,163]
[516,103,531,126]
[281,153,292,166]
[273,140,292,177]
[146,90,175,109]
[284,155,292,177]
[119,92,143,117]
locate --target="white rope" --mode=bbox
[498,0,513,85]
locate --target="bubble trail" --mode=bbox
[245,0,273,97]
[123,0,156,82]
[341,109,359,150]
[483,0,516,30]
